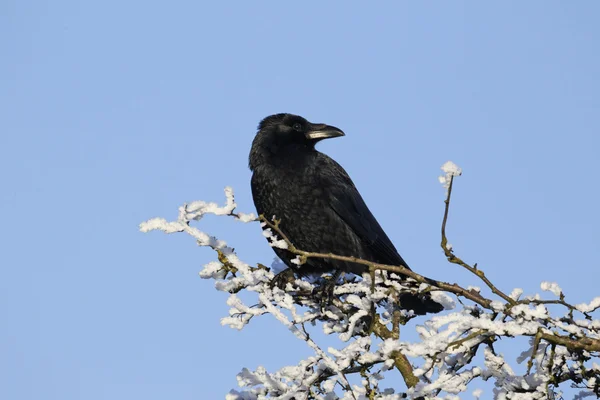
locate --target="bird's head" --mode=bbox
[249,113,345,171]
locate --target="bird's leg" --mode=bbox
[316,270,342,310]
[270,268,296,290]
[366,265,377,334]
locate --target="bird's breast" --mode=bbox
[252,167,331,223]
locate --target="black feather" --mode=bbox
[249,113,443,315]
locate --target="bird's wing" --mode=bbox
[324,158,410,269]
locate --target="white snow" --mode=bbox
[439,161,463,191]
[576,296,600,313]
[540,281,562,297]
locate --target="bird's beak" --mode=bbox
[305,124,345,141]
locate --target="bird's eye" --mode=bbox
[292,123,303,132]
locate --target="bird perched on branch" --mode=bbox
[249,113,443,315]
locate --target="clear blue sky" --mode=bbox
[2,2,599,399]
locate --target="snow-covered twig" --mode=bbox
[140,162,600,399]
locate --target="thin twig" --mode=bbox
[527,329,544,374]
[260,215,493,309]
[440,175,517,306]
[259,214,600,353]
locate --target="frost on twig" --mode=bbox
[140,163,600,399]
[438,161,462,195]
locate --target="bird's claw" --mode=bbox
[316,278,337,310]
[270,268,296,290]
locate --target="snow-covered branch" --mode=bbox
[140,162,600,399]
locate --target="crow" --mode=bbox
[249,113,443,315]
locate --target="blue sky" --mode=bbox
[2,2,600,399]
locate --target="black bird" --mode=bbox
[249,113,443,315]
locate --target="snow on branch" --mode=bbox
[140,162,600,399]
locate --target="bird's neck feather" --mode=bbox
[259,143,317,169]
